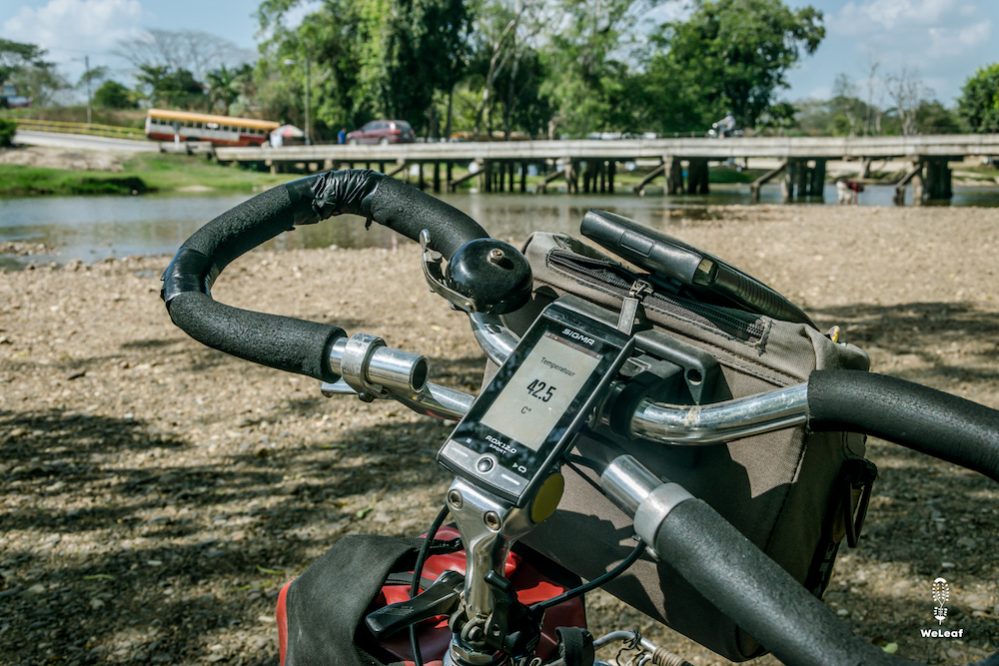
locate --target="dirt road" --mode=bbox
[1,204,997,664]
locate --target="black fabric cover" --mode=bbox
[808,370,999,481]
[657,499,914,666]
[163,169,494,382]
[284,534,418,666]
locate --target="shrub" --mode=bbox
[0,118,16,147]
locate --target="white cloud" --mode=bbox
[832,0,958,34]
[2,0,145,59]
[928,20,992,56]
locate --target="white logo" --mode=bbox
[919,577,965,639]
[561,328,595,346]
[931,578,949,625]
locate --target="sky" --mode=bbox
[1,0,996,105]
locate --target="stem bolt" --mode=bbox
[483,511,501,530]
[447,489,463,509]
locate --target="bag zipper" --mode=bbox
[548,249,767,342]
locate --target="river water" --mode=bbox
[2,184,998,270]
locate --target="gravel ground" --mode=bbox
[0,146,128,171]
[1,204,997,665]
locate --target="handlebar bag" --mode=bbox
[502,230,873,662]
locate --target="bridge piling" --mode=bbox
[783,158,825,201]
[687,158,709,194]
[666,157,683,194]
[892,157,954,205]
[750,159,787,202]
[633,160,664,196]
[925,158,953,201]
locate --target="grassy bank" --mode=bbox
[0,152,761,197]
[0,153,292,197]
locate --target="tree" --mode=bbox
[206,63,253,115]
[884,66,930,136]
[116,29,254,82]
[0,38,66,106]
[93,80,135,109]
[915,101,962,134]
[0,38,47,84]
[256,0,472,137]
[540,0,650,138]
[958,63,999,133]
[137,65,206,109]
[77,65,108,91]
[641,0,824,132]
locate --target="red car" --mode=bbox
[346,120,415,145]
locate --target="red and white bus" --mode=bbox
[145,108,280,146]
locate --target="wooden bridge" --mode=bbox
[214,134,999,204]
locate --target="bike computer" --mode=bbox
[438,299,633,506]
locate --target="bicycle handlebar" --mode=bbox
[808,370,999,482]
[600,456,915,666]
[161,169,489,381]
[653,497,915,666]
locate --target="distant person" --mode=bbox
[711,113,737,139]
[270,128,283,148]
[337,127,347,145]
[836,178,864,205]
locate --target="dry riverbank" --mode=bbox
[1,204,997,664]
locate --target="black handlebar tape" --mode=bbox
[311,169,489,259]
[808,370,999,482]
[657,499,913,666]
[162,169,490,381]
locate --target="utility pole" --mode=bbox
[84,55,93,125]
[304,56,312,146]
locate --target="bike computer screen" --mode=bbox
[438,301,632,505]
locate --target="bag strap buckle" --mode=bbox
[843,458,877,548]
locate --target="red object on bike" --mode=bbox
[275,526,585,665]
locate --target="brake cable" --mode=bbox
[530,539,646,613]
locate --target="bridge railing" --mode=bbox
[215,134,999,163]
[11,118,146,141]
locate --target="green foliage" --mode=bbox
[915,101,964,134]
[256,0,471,138]
[0,153,290,197]
[540,0,643,138]
[137,66,206,109]
[958,63,999,133]
[0,117,15,146]
[639,0,824,133]
[93,80,136,109]
[0,38,48,84]
[796,88,963,137]
[0,165,149,195]
[205,64,254,115]
[0,37,66,107]
[251,0,833,139]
